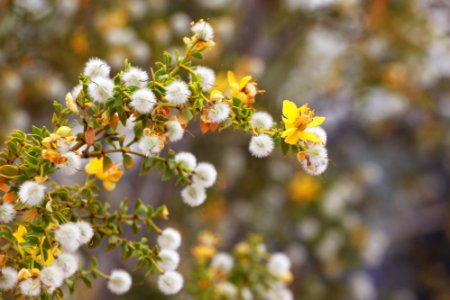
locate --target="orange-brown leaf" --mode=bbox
[0,181,9,193]
[85,127,95,146]
[26,209,38,221]
[3,192,16,203]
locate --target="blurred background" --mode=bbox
[1,0,450,299]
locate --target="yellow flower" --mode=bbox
[288,173,321,203]
[13,225,27,256]
[281,100,326,145]
[227,71,262,106]
[85,157,123,191]
[192,245,216,260]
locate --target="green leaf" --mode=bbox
[0,165,19,177]
[281,140,290,156]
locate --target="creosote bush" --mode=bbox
[0,19,328,299]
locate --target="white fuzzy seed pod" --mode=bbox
[0,267,18,291]
[250,112,273,129]
[130,88,157,114]
[122,67,149,88]
[157,271,184,295]
[88,77,114,103]
[138,135,164,156]
[166,120,184,142]
[56,253,79,278]
[59,152,82,175]
[181,184,207,207]
[249,134,274,158]
[19,181,46,207]
[39,265,64,289]
[300,143,328,176]
[211,253,234,273]
[157,228,182,250]
[158,249,180,271]
[75,221,94,245]
[191,20,214,41]
[165,80,191,105]
[192,162,217,188]
[0,203,16,224]
[55,223,81,252]
[174,152,197,170]
[217,282,238,298]
[83,58,110,78]
[195,66,215,92]
[19,278,41,297]
[207,102,230,123]
[267,253,291,277]
[107,269,132,295]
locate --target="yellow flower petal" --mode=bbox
[298,131,323,143]
[227,71,237,87]
[307,116,326,128]
[282,100,298,122]
[85,157,104,176]
[239,76,252,89]
[13,225,27,243]
[280,128,297,138]
[284,131,302,145]
[103,181,116,191]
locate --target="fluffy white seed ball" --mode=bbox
[138,135,163,156]
[158,249,180,271]
[211,253,234,272]
[75,221,94,245]
[195,66,215,92]
[250,112,273,129]
[39,265,64,289]
[157,271,184,295]
[19,278,41,297]
[217,282,238,298]
[181,184,207,207]
[0,203,16,224]
[0,267,18,291]
[130,88,157,114]
[267,253,291,277]
[166,120,184,142]
[174,152,197,170]
[249,134,274,158]
[266,285,293,300]
[208,102,230,123]
[56,253,79,278]
[122,67,149,88]
[107,269,132,295]
[19,181,46,207]
[158,228,182,250]
[165,80,191,105]
[300,144,328,176]
[88,77,114,103]
[192,162,217,188]
[191,20,214,41]
[83,58,110,78]
[59,152,82,175]
[55,223,81,252]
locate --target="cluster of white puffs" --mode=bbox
[66,20,294,205]
[156,227,185,295]
[0,181,186,296]
[0,179,133,296]
[209,250,294,300]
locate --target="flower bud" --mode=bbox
[18,268,32,280]
[65,92,79,115]
[56,126,73,138]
